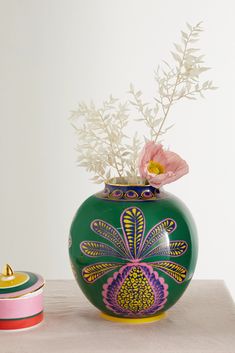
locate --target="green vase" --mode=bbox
[69,179,198,323]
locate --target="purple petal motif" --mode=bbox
[102,263,168,317]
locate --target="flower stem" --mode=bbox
[99,112,122,178]
[154,29,193,142]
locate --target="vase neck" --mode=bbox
[96,180,160,201]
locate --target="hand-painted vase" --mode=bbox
[69,179,198,323]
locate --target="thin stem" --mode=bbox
[154,28,194,142]
[99,112,122,177]
[115,112,126,174]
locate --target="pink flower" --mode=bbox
[139,141,189,188]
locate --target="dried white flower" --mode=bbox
[129,22,217,141]
[70,95,136,182]
[71,22,216,183]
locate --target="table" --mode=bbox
[1,280,235,353]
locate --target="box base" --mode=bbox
[0,311,43,330]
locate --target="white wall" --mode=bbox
[1,0,235,299]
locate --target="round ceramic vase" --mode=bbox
[69,180,198,323]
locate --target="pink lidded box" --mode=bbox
[0,264,45,330]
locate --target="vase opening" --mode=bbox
[105,177,149,187]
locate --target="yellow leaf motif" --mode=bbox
[82,263,122,283]
[80,241,126,258]
[79,207,189,286]
[141,218,176,256]
[121,207,145,258]
[145,241,188,258]
[91,220,129,257]
[151,261,187,283]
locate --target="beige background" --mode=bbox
[0,1,235,299]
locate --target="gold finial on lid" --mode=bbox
[2,264,14,277]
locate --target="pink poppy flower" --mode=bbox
[139,141,189,188]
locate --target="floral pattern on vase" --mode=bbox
[80,206,188,317]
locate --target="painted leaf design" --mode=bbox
[121,207,145,259]
[80,241,126,259]
[82,262,122,283]
[144,241,188,258]
[151,261,187,283]
[91,220,129,257]
[140,218,176,257]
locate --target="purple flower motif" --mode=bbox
[80,206,188,316]
[102,263,168,317]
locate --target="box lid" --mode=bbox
[0,264,44,299]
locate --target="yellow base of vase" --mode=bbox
[100,312,166,324]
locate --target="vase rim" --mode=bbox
[105,177,152,187]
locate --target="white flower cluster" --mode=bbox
[129,22,217,142]
[71,96,142,183]
[71,23,216,183]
